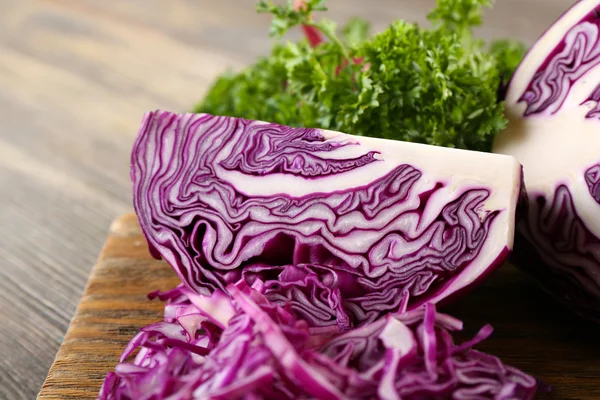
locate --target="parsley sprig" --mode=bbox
[195,0,525,152]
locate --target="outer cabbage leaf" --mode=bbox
[132,111,522,329]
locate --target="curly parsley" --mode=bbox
[194,0,526,152]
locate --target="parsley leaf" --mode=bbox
[342,18,371,48]
[489,38,528,83]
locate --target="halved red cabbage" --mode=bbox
[132,111,522,329]
[493,0,600,321]
[97,281,538,400]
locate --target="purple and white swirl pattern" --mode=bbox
[519,7,600,116]
[132,111,504,328]
[585,163,600,203]
[582,83,600,119]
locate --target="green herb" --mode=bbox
[489,39,528,82]
[341,18,371,48]
[194,0,525,152]
[427,0,491,39]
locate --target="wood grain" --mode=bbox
[37,214,181,400]
[37,213,600,400]
[0,0,583,398]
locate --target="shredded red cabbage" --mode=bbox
[98,280,537,400]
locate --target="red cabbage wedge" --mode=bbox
[132,111,522,329]
[493,0,600,321]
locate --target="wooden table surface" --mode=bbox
[0,0,580,399]
[36,214,600,400]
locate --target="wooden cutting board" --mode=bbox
[38,213,600,400]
